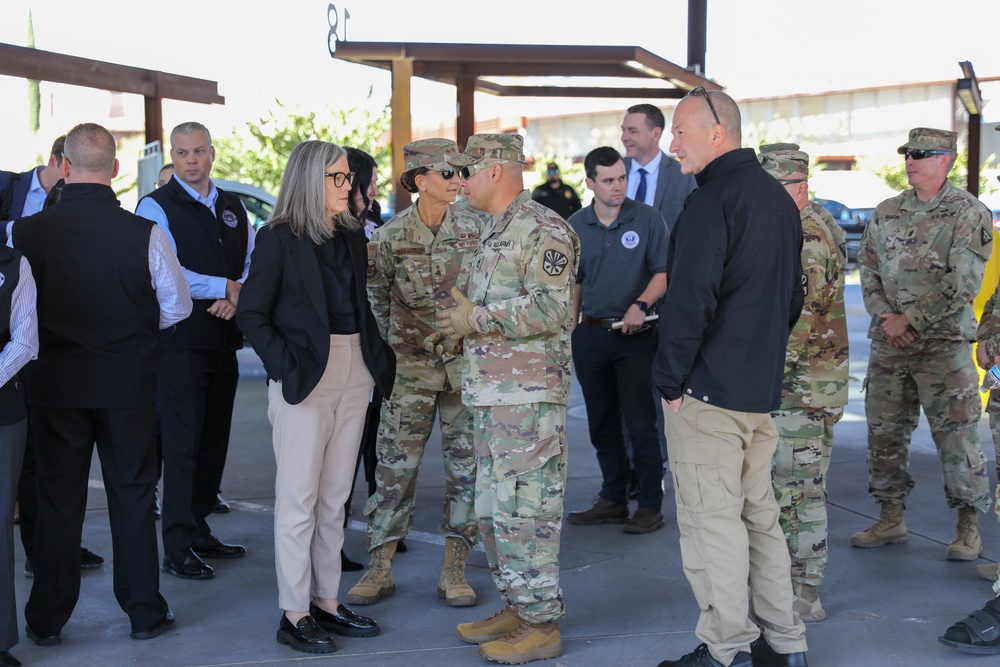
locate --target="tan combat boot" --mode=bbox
[793,582,826,622]
[346,541,397,605]
[946,507,982,561]
[438,537,476,607]
[457,606,520,644]
[479,619,562,664]
[850,502,908,548]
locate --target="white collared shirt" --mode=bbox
[626,151,664,207]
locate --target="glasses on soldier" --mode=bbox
[437,169,456,180]
[458,161,506,180]
[903,149,954,161]
[324,171,355,187]
[778,178,806,185]
[688,86,721,126]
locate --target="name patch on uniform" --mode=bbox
[487,240,514,250]
[621,231,640,249]
[221,210,239,228]
[395,248,423,255]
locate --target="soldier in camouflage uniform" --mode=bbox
[760,148,849,623]
[760,142,848,270]
[434,134,579,665]
[854,128,992,561]
[347,140,483,609]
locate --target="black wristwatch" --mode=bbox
[634,300,649,313]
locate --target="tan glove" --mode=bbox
[435,288,478,341]
[422,331,460,356]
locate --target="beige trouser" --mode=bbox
[268,334,374,612]
[664,397,806,665]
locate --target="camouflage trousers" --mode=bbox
[985,392,1000,523]
[864,339,989,511]
[473,402,568,624]
[363,383,477,550]
[771,407,841,588]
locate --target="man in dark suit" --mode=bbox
[14,122,191,643]
[621,103,697,231]
[0,136,66,230]
[136,122,255,580]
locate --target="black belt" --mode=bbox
[581,315,620,329]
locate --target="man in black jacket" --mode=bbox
[14,122,191,643]
[136,122,254,580]
[651,89,808,667]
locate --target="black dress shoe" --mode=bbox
[658,643,750,667]
[24,624,61,646]
[130,609,175,640]
[396,539,407,553]
[341,549,364,572]
[750,637,808,667]
[161,548,214,579]
[213,492,231,513]
[0,650,21,666]
[80,546,104,569]
[192,533,246,559]
[310,603,380,638]
[276,615,337,653]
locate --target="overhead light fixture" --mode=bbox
[958,77,982,116]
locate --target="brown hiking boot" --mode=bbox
[479,620,561,664]
[438,537,476,607]
[346,541,397,605]
[623,508,665,534]
[793,582,826,622]
[947,507,982,561]
[457,606,520,645]
[977,562,1000,581]
[850,502,908,548]
[566,497,628,525]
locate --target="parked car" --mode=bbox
[215,179,275,230]
[809,170,898,265]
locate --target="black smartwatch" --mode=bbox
[634,300,649,313]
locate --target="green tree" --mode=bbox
[27,10,40,133]
[213,97,392,198]
[867,147,997,195]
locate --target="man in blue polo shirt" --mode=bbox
[566,146,668,534]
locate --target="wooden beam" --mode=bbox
[456,76,476,150]
[391,57,413,214]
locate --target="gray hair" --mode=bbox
[170,121,212,146]
[64,123,116,174]
[268,140,359,243]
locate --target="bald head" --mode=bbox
[63,123,118,183]
[669,91,743,175]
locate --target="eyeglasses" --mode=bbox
[689,86,721,126]
[458,160,506,180]
[437,168,456,180]
[778,178,806,185]
[324,171,355,187]
[903,149,954,161]
[61,152,71,166]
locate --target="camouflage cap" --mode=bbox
[404,138,459,171]
[758,149,809,179]
[759,142,800,153]
[448,133,526,167]
[896,127,957,154]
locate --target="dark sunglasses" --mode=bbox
[437,168,456,180]
[778,178,806,185]
[903,149,954,161]
[458,162,494,180]
[324,171,355,187]
[689,86,721,126]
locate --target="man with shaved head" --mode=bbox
[651,90,809,667]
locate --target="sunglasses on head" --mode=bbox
[903,149,953,161]
[689,86,721,126]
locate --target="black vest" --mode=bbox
[142,179,248,352]
[14,183,160,408]
[0,246,25,426]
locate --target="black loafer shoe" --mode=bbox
[192,534,246,559]
[80,546,104,569]
[25,624,61,646]
[310,603,380,638]
[0,650,21,666]
[658,643,750,667]
[162,548,214,579]
[750,637,808,667]
[130,609,175,640]
[276,615,337,653]
[213,492,231,514]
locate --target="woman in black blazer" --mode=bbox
[236,141,394,655]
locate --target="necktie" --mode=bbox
[635,168,648,203]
